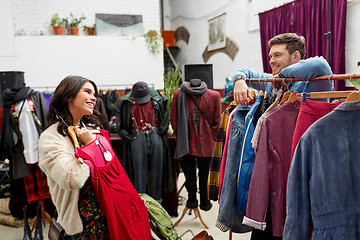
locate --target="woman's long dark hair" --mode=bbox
[47,75,102,135]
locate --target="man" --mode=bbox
[233,33,333,105]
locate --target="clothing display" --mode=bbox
[114,87,175,200]
[284,100,360,240]
[171,80,221,210]
[217,88,359,239]
[219,55,335,238]
[0,86,50,205]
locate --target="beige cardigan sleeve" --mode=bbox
[38,123,90,190]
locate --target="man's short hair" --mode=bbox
[268,33,306,59]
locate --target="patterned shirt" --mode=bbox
[188,95,203,157]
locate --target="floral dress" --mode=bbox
[67,178,110,240]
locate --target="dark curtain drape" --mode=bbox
[331,0,347,90]
[259,2,294,74]
[259,0,347,90]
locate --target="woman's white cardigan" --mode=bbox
[38,123,90,235]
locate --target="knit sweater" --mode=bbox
[38,123,90,235]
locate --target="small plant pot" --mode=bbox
[87,27,96,36]
[53,26,63,35]
[70,27,79,35]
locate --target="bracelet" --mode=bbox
[234,77,245,83]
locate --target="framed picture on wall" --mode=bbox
[208,13,226,51]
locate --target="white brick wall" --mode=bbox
[0,0,164,89]
[12,0,160,36]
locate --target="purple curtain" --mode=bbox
[331,0,347,89]
[258,0,347,90]
[259,2,294,74]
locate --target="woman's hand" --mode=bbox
[75,126,96,145]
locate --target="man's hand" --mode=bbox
[271,74,282,90]
[234,78,252,105]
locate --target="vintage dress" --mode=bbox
[77,129,151,240]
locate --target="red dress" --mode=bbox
[76,129,151,240]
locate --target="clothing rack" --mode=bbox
[244,73,360,82]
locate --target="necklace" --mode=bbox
[96,137,112,162]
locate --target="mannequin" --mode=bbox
[114,81,171,202]
[170,79,221,212]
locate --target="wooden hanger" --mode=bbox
[250,90,256,99]
[279,91,291,105]
[68,126,84,164]
[309,91,355,99]
[258,90,264,96]
[287,91,356,103]
[288,91,301,102]
[346,91,360,102]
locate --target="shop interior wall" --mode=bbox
[0,0,164,91]
[164,0,360,89]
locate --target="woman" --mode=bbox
[38,76,151,239]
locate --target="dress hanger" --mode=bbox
[279,91,291,105]
[287,91,356,103]
[68,126,84,164]
[250,90,256,99]
[345,91,360,102]
[288,91,301,103]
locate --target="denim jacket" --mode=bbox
[236,95,264,214]
[216,105,252,233]
[284,101,360,240]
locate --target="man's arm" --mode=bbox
[232,68,272,105]
[278,56,332,79]
[278,56,333,93]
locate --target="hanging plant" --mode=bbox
[144,30,162,54]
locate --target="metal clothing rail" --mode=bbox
[245,73,360,82]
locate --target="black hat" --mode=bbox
[132,81,150,104]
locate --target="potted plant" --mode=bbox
[51,13,64,35]
[164,63,181,136]
[163,63,181,115]
[83,24,96,36]
[69,13,86,35]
